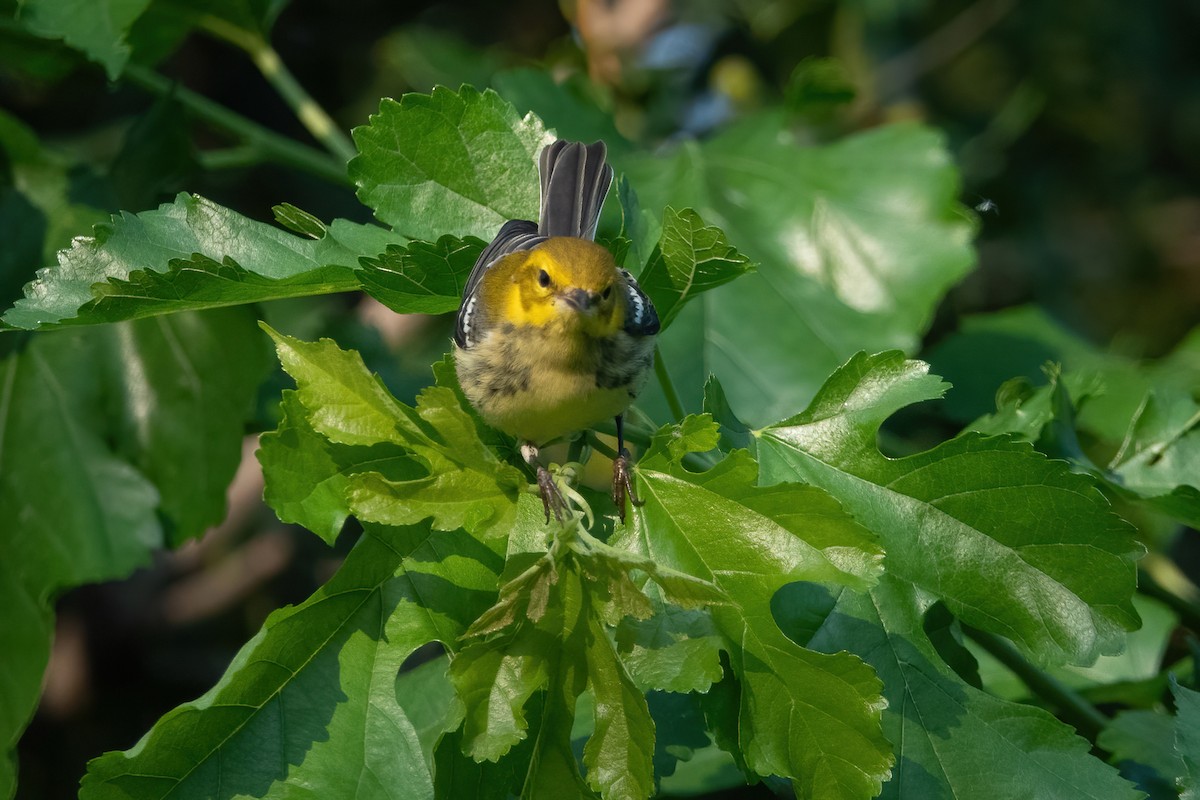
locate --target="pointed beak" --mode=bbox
[562,288,600,312]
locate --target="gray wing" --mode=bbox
[454,219,545,348]
[538,140,613,241]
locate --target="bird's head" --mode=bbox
[495,237,624,336]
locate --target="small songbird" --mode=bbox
[454,140,660,523]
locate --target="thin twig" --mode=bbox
[876,0,1017,102]
[963,625,1110,743]
[654,344,685,422]
[122,64,351,187]
[198,16,358,163]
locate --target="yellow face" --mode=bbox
[499,238,624,336]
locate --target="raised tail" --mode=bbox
[537,140,613,241]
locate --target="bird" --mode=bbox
[453,139,660,524]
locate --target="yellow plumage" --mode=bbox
[452,140,659,522]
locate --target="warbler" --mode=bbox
[454,139,660,523]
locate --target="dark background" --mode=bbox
[5,0,1198,796]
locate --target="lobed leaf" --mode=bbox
[15,0,151,78]
[616,425,893,799]
[636,206,753,330]
[257,391,420,544]
[81,521,503,799]
[1,309,266,797]
[358,235,484,314]
[582,613,656,800]
[1175,678,1200,799]
[351,86,554,241]
[803,575,1144,800]
[621,117,975,425]
[758,351,1144,667]
[263,329,524,535]
[3,193,400,329]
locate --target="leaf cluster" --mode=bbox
[1,8,1199,796]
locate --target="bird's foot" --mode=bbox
[536,464,569,524]
[612,449,644,525]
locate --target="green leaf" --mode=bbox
[83,255,363,323]
[758,351,1143,666]
[1099,710,1182,790]
[81,521,503,800]
[637,207,753,330]
[702,375,754,454]
[264,328,523,535]
[805,575,1143,800]
[492,68,631,157]
[358,235,483,314]
[964,346,1200,527]
[257,391,415,544]
[1175,678,1200,799]
[620,117,974,425]
[104,308,270,541]
[3,193,400,329]
[1109,389,1200,518]
[351,86,554,240]
[638,417,885,591]
[929,307,1200,437]
[616,437,893,797]
[0,330,162,800]
[582,613,655,800]
[613,601,724,694]
[376,25,504,93]
[16,0,152,78]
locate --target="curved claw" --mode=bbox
[612,449,643,525]
[536,465,569,524]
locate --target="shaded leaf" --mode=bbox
[358,235,483,314]
[16,0,152,78]
[101,307,271,542]
[1175,678,1200,799]
[2,309,264,795]
[1099,710,1182,792]
[81,521,503,799]
[804,575,1143,800]
[620,117,974,425]
[0,331,161,800]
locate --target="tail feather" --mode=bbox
[537,140,613,240]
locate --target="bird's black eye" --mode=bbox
[537,269,551,288]
[601,285,613,300]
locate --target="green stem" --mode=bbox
[1138,563,1200,631]
[199,16,358,163]
[963,626,1109,742]
[123,64,351,187]
[196,145,266,171]
[654,345,685,422]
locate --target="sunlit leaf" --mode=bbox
[759,351,1143,666]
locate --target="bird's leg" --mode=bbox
[523,442,568,524]
[611,414,644,524]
